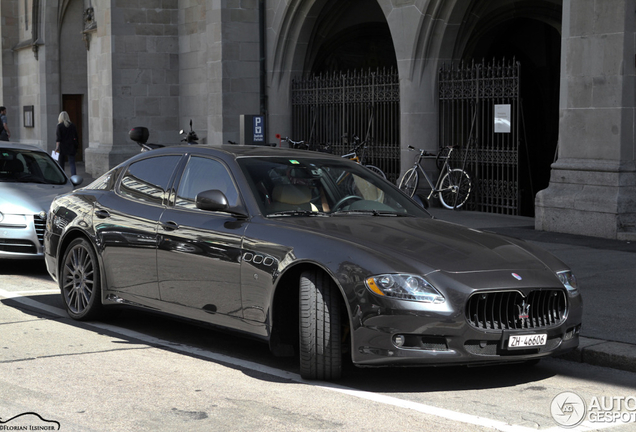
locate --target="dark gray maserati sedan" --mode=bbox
[44,144,582,380]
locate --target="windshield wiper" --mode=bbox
[266,210,330,218]
[331,209,412,217]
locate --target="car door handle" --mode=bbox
[161,221,179,231]
[95,209,110,219]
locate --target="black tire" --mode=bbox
[299,270,342,380]
[60,238,103,321]
[398,168,418,197]
[439,169,471,209]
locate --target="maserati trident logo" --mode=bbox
[512,272,522,280]
[517,300,531,320]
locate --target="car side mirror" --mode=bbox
[196,190,228,211]
[70,175,84,187]
[195,190,248,218]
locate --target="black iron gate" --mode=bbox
[439,59,523,215]
[291,68,400,182]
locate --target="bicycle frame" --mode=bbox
[410,147,457,200]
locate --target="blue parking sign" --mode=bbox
[253,116,264,142]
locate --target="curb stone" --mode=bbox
[559,337,636,374]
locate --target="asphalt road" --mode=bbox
[1,260,636,432]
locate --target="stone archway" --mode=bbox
[431,0,562,216]
[302,0,396,74]
[458,5,562,216]
[268,0,400,148]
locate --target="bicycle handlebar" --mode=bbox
[407,145,435,157]
[408,145,461,157]
[282,137,304,145]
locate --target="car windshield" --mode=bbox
[0,148,67,185]
[238,156,429,218]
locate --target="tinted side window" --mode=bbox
[119,156,181,204]
[175,156,239,210]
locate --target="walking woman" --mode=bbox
[55,111,79,175]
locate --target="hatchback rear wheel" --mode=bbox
[299,270,342,380]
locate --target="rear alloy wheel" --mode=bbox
[61,238,103,320]
[299,270,342,380]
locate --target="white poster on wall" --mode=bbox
[494,104,511,133]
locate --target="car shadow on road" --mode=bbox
[10,291,621,395]
[0,258,50,278]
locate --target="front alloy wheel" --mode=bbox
[61,238,103,320]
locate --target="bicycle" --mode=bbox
[280,136,309,150]
[398,145,472,209]
[342,135,386,179]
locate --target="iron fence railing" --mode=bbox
[291,68,400,182]
[439,58,521,215]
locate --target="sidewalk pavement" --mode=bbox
[73,163,636,374]
[74,161,95,184]
[427,207,636,374]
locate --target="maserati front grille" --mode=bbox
[466,289,566,330]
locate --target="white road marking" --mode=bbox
[12,289,59,295]
[0,288,630,432]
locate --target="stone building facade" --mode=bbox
[0,0,634,240]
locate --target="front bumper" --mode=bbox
[0,214,46,259]
[350,289,583,367]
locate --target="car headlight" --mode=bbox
[365,274,445,303]
[557,270,579,296]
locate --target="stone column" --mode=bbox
[384,3,440,179]
[84,1,179,177]
[535,0,636,240]
[0,0,19,141]
[206,1,261,145]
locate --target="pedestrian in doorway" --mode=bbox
[0,106,10,141]
[55,111,79,176]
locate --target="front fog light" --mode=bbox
[365,274,445,303]
[393,334,405,347]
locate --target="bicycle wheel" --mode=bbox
[398,168,419,197]
[439,169,471,209]
[364,165,386,179]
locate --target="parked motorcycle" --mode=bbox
[180,120,199,144]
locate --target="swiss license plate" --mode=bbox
[508,334,547,349]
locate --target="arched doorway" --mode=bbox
[463,17,562,216]
[290,0,401,180]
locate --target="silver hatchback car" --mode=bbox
[0,143,82,259]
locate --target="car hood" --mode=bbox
[275,216,551,273]
[0,182,73,214]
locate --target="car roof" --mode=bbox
[137,144,344,161]
[0,142,47,153]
